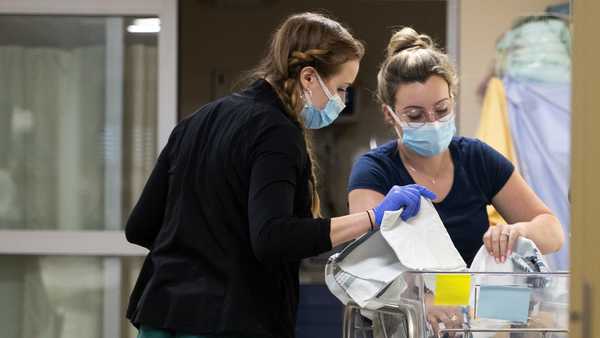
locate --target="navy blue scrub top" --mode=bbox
[348,137,515,266]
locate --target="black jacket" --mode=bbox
[125,79,332,338]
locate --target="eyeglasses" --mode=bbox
[393,105,455,129]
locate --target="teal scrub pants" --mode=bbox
[137,326,256,338]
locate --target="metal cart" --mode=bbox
[343,271,569,338]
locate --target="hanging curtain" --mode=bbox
[477,77,519,226]
[496,18,571,83]
[0,45,106,231]
[0,44,106,338]
[504,76,571,271]
[0,40,157,337]
[123,43,158,217]
[497,17,571,271]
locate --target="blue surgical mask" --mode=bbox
[301,72,346,129]
[401,116,456,157]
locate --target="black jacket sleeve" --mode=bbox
[124,125,182,249]
[247,122,332,264]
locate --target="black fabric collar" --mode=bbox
[242,79,303,128]
[243,79,289,113]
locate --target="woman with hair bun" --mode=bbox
[348,27,564,332]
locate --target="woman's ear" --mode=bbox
[382,104,394,126]
[299,67,316,92]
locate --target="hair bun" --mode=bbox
[386,27,433,58]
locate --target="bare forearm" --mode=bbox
[330,210,374,247]
[516,213,564,254]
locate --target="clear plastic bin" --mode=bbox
[343,271,569,338]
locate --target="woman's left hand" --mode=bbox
[425,294,463,337]
[482,223,526,263]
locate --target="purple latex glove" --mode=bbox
[372,184,437,226]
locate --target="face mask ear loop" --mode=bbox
[386,105,401,124]
[302,87,314,108]
[315,72,334,99]
[386,105,405,138]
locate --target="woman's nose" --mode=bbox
[424,110,437,122]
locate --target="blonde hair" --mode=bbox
[250,12,364,217]
[377,27,457,108]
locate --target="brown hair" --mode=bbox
[377,27,457,109]
[249,12,364,217]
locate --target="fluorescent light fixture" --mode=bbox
[127,18,160,34]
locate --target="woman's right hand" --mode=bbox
[372,184,436,227]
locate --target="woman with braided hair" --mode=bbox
[125,13,435,338]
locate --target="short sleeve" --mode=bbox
[348,154,393,196]
[476,139,515,201]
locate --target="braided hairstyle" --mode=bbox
[250,12,364,217]
[377,27,457,110]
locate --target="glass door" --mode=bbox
[0,1,177,337]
